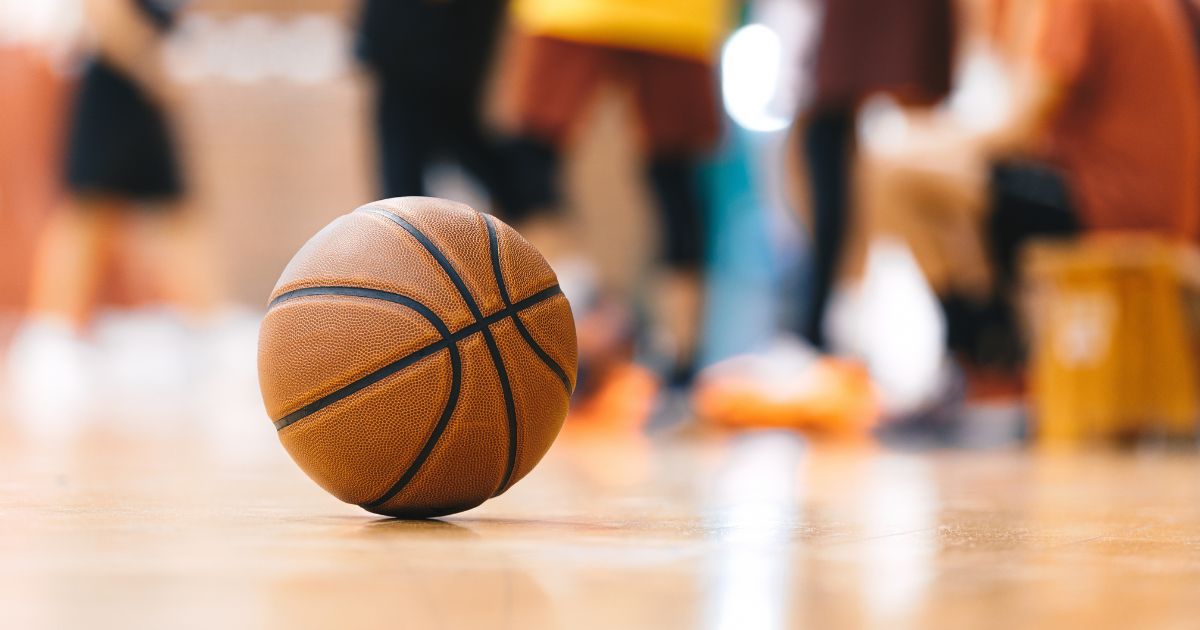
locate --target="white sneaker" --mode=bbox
[91,307,193,428]
[191,307,276,457]
[4,317,96,436]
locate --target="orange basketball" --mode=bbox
[257,197,577,518]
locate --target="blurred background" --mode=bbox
[2,0,1200,450]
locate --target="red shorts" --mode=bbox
[507,34,722,156]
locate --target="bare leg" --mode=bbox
[128,202,224,322]
[12,197,123,420]
[26,197,124,329]
[848,141,989,297]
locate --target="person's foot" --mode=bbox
[5,317,95,434]
[567,360,659,431]
[691,336,879,435]
[92,307,193,408]
[191,307,275,455]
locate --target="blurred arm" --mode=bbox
[83,0,168,97]
[974,66,1068,157]
[973,0,1080,157]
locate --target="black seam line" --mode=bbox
[483,214,574,397]
[267,283,562,429]
[272,339,447,431]
[359,206,521,501]
[270,288,452,430]
[366,340,462,510]
[361,207,487,320]
[270,284,561,321]
[270,286,465,512]
[480,215,518,496]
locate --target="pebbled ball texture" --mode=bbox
[258,197,577,518]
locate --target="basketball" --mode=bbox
[256,197,577,518]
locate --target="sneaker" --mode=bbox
[4,317,95,435]
[692,336,880,435]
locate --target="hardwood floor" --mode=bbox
[2,417,1198,629]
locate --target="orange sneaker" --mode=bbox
[692,341,880,436]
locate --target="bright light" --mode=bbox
[721,24,790,133]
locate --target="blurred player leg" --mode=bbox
[376,79,434,199]
[128,203,224,322]
[26,198,122,328]
[449,99,568,253]
[797,0,956,356]
[645,154,706,387]
[9,197,122,423]
[633,48,720,391]
[491,136,575,263]
[947,162,1079,368]
[799,108,855,351]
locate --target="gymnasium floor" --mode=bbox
[3,411,1199,629]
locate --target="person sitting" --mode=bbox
[853,0,1200,369]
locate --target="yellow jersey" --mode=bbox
[511,0,730,61]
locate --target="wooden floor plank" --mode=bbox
[2,420,1199,629]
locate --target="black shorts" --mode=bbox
[64,58,183,203]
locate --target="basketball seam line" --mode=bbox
[267,285,465,511]
[268,284,561,430]
[363,336,461,510]
[360,206,522,501]
[270,285,560,513]
[482,214,574,397]
[361,207,486,318]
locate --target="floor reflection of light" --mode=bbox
[857,456,937,624]
[704,432,805,630]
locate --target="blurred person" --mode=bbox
[502,0,731,400]
[0,1,79,343]
[355,0,539,220]
[855,0,1200,370]
[796,0,957,352]
[356,0,635,412]
[9,0,223,407]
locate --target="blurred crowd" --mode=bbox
[2,0,1199,440]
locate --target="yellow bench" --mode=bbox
[1022,234,1200,445]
